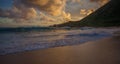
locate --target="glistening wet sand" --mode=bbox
[0,36,120,64]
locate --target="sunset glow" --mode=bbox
[0,0,109,27]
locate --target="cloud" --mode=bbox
[12,6,37,19]
[90,0,109,5]
[80,9,95,16]
[0,0,71,21]
[0,0,110,26]
[70,0,81,3]
[62,11,71,21]
[0,1,37,20]
[20,0,67,16]
[0,9,10,17]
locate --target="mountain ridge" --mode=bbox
[52,0,120,27]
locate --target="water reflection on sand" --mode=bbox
[0,36,120,64]
[0,27,120,55]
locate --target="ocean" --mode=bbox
[0,27,120,55]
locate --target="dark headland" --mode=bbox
[52,0,120,27]
[0,1,120,64]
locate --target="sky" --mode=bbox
[0,0,13,9]
[0,0,109,27]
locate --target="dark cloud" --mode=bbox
[0,0,69,20]
[0,0,109,26]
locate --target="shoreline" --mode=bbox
[0,36,120,64]
[0,27,120,55]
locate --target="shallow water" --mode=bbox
[0,27,120,55]
[0,36,120,64]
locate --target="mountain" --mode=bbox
[53,0,120,27]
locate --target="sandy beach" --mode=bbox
[0,0,120,64]
[1,27,119,55]
[0,35,120,64]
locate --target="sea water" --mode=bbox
[0,27,120,55]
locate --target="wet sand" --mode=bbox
[0,36,120,64]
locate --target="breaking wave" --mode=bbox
[0,27,120,55]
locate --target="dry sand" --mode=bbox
[0,36,120,64]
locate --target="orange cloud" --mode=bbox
[80,9,95,16]
[0,0,110,26]
[90,0,109,5]
[0,0,69,20]
[21,0,67,16]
